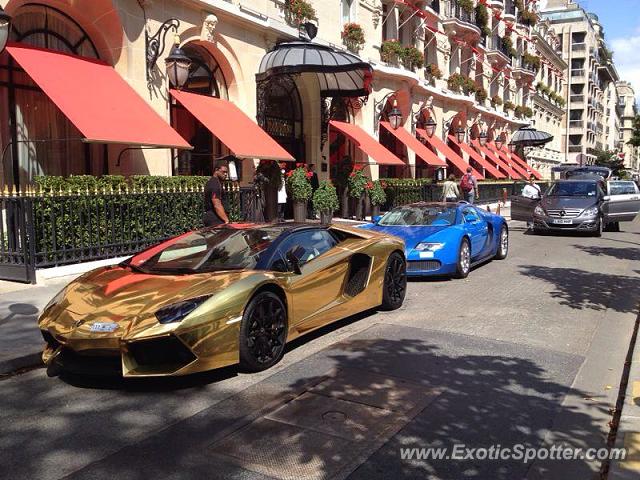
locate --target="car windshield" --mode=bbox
[609,182,638,195]
[379,206,457,226]
[127,227,284,274]
[547,182,598,197]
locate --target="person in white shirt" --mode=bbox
[521,175,541,229]
[277,166,288,222]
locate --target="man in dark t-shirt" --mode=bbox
[203,160,230,227]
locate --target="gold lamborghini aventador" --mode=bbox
[38,223,406,377]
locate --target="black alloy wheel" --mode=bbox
[239,291,287,372]
[381,252,407,311]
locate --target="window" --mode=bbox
[462,208,481,223]
[271,230,338,271]
[341,0,356,25]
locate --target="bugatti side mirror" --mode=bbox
[371,215,382,224]
[285,246,305,274]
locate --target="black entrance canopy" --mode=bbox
[510,127,554,147]
[257,41,373,97]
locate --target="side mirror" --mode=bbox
[372,215,382,224]
[603,195,611,202]
[285,246,305,274]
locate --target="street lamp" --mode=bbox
[165,37,191,89]
[0,6,12,54]
[424,116,437,138]
[456,127,466,144]
[479,131,488,147]
[387,99,403,130]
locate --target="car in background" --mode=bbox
[511,178,639,235]
[38,223,406,378]
[359,202,509,279]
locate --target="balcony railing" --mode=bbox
[572,43,587,52]
[504,0,516,16]
[569,120,583,128]
[568,145,583,153]
[446,0,476,24]
[489,35,512,58]
[570,94,584,103]
[571,69,585,78]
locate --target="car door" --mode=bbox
[269,229,352,330]
[602,182,640,223]
[510,181,539,221]
[462,207,488,258]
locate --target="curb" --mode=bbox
[607,313,640,478]
[0,352,43,377]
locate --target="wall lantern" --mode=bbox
[424,117,437,138]
[0,6,12,54]
[387,99,403,130]
[146,18,191,88]
[479,131,488,147]
[456,127,466,144]
[374,92,403,131]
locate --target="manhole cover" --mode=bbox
[323,411,346,422]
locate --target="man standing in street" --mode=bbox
[522,174,542,230]
[203,159,231,227]
[460,166,479,204]
[308,163,319,219]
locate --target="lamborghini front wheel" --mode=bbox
[239,291,287,372]
[381,252,407,311]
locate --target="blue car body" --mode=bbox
[359,202,508,277]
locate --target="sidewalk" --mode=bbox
[0,202,512,375]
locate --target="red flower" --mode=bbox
[349,172,356,177]
[306,171,313,179]
[296,162,304,168]
[286,170,294,178]
[365,182,374,190]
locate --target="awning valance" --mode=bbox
[508,151,543,179]
[489,142,530,179]
[6,44,190,149]
[448,136,506,179]
[170,90,294,161]
[330,121,405,166]
[381,123,446,167]
[472,140,521,179]
[416,130,483,178]
[257,42,373,97]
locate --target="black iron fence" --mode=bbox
[0,183,258,283]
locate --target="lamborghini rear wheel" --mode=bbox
[381,252,406,311]
[239,291,287,372]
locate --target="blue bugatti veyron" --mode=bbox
[359,202,509,278]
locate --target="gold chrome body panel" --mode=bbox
[38,224,404,377]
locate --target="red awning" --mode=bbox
[472,140,522,179]
[508,151,543,179]
[170,90,294,161]
[329,121,405,165]
[488,142,529,179]
[381,122,446,167]
[417,129,483,178]
[448,135,506,179]
[6,44,190,149]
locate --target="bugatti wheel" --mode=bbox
[239,291,287,372]
[495,225,509,260]
[455,238,471,279]
[381,252,406,311]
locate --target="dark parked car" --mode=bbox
[511,178,639,236]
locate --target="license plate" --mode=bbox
[419,251,435,259]
[89,322,118,333]
[552,219,573,225]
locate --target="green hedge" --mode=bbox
[30,175,245,266]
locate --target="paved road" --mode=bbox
[0,219,639,480]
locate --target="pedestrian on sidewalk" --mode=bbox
[442,174,460,202]
[460,167,479,204]
[277,163,288,222]
[203,158,231,227]
[522,174,542,230]
[308,163,319,219]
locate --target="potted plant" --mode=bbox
[447,73,465,93]
[522,52,540,71]
[380,40,403,65]
[342,23,365,52]
[368,180,387,218]
[348,165,369,220]
[284,0,317,25]
[459,0,474,14]
[501,36,517,57]
[475,3,492,37]
[504,100,516,112]
[401,46,424,70]
[425,63,443,84]
[475,86,488,104]
[312,180,339,224]
[286,164,313,222]
[491,95,503,108]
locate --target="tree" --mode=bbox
[628,115,640,147]
[593,148,626,176]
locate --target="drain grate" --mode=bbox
[211,368,442,480]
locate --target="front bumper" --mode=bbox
[406,250,457,277]
[532,214,599,232]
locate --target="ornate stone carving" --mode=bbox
[201,14,218,43]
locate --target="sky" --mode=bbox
[545,0,640,102]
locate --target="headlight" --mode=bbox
[155,296,212,324]
[580,206,599,217]
[414,242,445,252]
[534,205,545,216]
[43,286,68,312]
